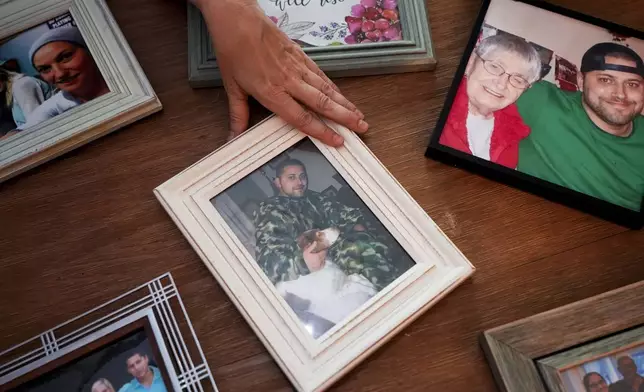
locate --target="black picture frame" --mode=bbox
[424,0,644,230]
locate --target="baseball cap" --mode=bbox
[580,42,644,77]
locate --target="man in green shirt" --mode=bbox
[516,42,644,211]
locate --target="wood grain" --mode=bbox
[1,0,643,391]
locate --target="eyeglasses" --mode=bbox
[475,53,531,89]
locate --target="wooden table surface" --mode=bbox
[1,0,643,391]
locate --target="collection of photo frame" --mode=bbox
[1,0,643,391]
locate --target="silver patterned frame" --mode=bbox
[0,273,218,392]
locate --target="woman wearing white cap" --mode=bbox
[14,26,109,131]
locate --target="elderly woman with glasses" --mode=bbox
[439,34,543,168]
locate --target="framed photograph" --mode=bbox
[153,115,474,391]
[481,280,644,392]
[186,0,436,88]
[0,273,218,392]
[424,0,644,229]
[0,0,162,183]
[539,326,644,392]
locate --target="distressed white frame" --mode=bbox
[154,115,475,392]
[0,273,218,392]
[0,0,162,183]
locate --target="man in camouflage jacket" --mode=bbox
[254,158,411,291]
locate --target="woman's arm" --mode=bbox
[190,0,368,147]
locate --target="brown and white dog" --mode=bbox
[296,227,340,254]
[276,226,377,327]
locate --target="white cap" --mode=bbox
[29,26,87,66]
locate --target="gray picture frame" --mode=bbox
[186,1,437,88]
[480,280,644,392]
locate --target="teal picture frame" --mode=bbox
[187,1,437,88]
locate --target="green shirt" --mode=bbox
[516,80,644,212]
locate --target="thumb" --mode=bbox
[225,81,250,140]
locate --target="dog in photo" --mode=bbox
[276,227,378,326]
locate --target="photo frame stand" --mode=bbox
[153,114,474,392]
[187,1,437,88]
[0,273,219,392]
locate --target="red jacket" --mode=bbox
[439,78,531,169]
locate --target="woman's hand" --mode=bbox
[192,0,368,147]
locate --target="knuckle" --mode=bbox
[228,110,245,125]
[299,69,310,84]
[316,93,333,111]
[319,82,335,97]
[316,68,327,79]
[295,110,314,128]
[265,85,286,101]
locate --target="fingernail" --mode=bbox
[358,120,368,132]
[356,109,364,119]
[333,134,344,145]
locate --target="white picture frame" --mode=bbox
[0,273,218,391]
[0,0,162,183]
[153,115,475,392]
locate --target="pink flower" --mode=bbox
[365,29,382,40]
[345,16,363,35]
[363,7,381,20]
[360,0,377,7]
[382,0,397,10]
[351,4,365,17]
[374,18,389,31]
[345,35,358,44]
[362,20,376,32]
[383,25,401,40]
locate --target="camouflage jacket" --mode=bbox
[254,190,366,285]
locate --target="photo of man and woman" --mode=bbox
[9,328,172,392]
[560,343,644,392]
[437,0,644,213]
[0,12,109,140]
[211,139,416,339]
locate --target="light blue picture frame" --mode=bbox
[187,1,437,88]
